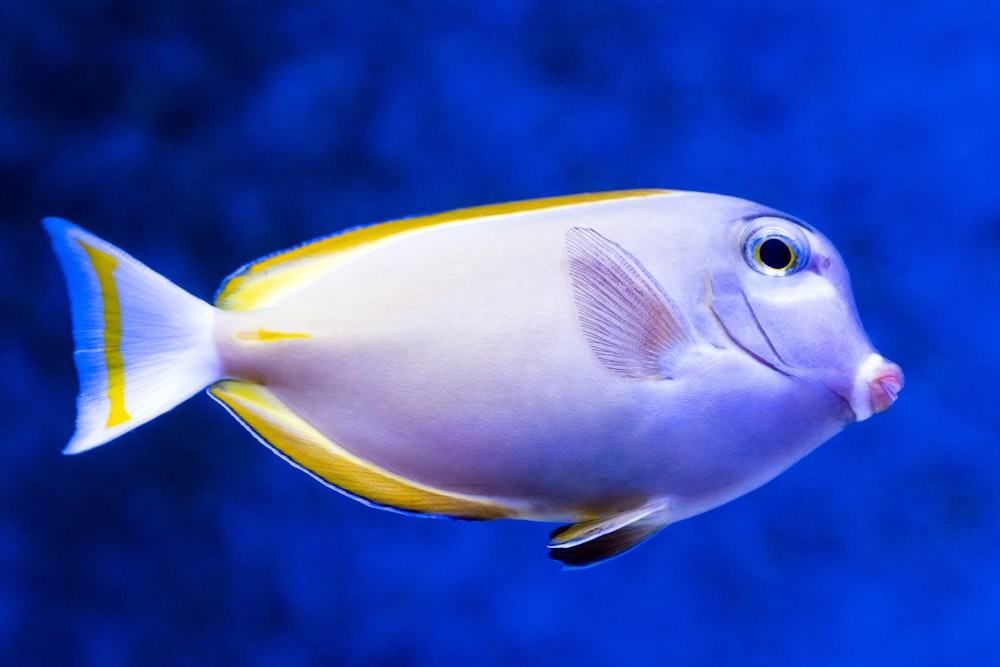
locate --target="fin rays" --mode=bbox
[566,227,694,379]
[44,218,220,454]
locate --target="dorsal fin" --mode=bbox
[566,227,695,379]
[209,380,516,520]
[216,190,671,311]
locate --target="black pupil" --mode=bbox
[759,238,793,270]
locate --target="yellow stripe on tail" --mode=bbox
[78,241,132,427]
[44,217,221,454]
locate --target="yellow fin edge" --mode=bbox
[215,189,674,311]
[78,240,132,428]
[209,379,515,520]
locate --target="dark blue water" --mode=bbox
[4,1,998,665]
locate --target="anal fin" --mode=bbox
[548,501,669,568]
[209,380,514,520]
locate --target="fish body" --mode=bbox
[45,190,902,567]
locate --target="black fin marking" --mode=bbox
[547,502,669,568]
[548,521,668,569]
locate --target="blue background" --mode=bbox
[4,1,998,664]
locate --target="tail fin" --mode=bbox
[43,218,221,454]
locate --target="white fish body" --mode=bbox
[45,190,902,567]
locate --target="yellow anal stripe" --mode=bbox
[211,380,515,520]
[236,329,312,342]
[79,241,131,427]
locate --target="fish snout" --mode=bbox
[869,361,903,414]
[853,353,903,420]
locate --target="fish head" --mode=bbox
[707,207,902,422]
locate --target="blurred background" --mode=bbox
[3,1,998,664]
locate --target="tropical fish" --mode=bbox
[44,189,902,568]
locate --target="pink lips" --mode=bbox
[869,361,904,414]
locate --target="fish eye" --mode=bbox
[742,221,810,276]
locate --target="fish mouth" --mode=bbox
[705,271,903,422]
[849,353,904,421]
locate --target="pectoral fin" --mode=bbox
[548,501,669,568]
[566,227,695,379]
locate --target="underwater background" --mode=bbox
[3,1,998,665]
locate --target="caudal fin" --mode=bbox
[43,218,221,454]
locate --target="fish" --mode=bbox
[43,189,903,568]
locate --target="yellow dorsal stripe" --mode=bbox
[210,380,515,520]
[240,190,671,275]
[215,189,673,311]
[78,241,131,427]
